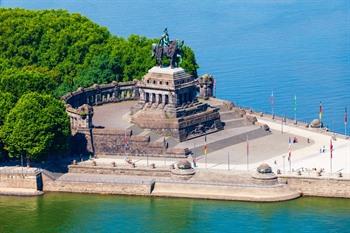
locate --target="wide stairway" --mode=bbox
[123,108,269,157]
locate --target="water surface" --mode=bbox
[0,193,349,233]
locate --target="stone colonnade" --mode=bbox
[144,91,170,105]
[62,81,138,109]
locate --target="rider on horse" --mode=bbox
[159,28,170,47]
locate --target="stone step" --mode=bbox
[144,131,162,143]
[128,124,179,149]
[154,136,180,149]
[190,127,269,156]
[220,111,242,120]
[127,125,144,135]
[222,118,248,129]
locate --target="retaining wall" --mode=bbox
[152,182,300,202]
[68,165,171,177]
[44,180,152,195]
[279,175,350,198]
[0,167,42,191]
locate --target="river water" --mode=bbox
[1,1,350,232]
[2,0,350,133]
[0,193,350,233]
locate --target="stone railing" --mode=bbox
[62,81,189,158]
[61,81,139,108]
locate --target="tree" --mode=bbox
[0,92,16,126]
[0,93,70,161]
[0,92,16,161]
[0,9,199,96]
[0,68,58,98]
[180,46,199,77]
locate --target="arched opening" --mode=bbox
[164,94,169,105]
[158,94,162,104]
[145,93,149,102]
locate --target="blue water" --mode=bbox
[1,0,350,133]
[0,193,350,233]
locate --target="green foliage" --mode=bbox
[0,8,198,96]
[180,46,199,77]
[0,68,58,98]
[0,92,16,160]
[0,92,16,126]
[0,8,199,160]
[0,93,70,161]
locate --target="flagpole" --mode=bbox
[319,101,323,130]
[205,153,207,169]
[227,152,230,171]
[344,107,348,137]
[289,154,291,172]
[294,95,297,124]
[288,137,292,172]
[330,139,333,174]
[246,135,249,171]
[271,90,275,119]
[204,135,208,169]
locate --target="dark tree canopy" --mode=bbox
[0,92,16,126]
[0,8,199,97]
[0,93,70,161]
[0,8,199,161]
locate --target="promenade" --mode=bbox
[90,100,350,176]
[95,116,350,176]
[256,117,350,175]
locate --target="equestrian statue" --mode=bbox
[152,28,184,68]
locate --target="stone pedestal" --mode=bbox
[131,67,223,141]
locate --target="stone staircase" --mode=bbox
[189,127,269,156]
[123,108,269,158]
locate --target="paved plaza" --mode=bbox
[91,101,350,175]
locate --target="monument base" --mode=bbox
[131,103,222,142]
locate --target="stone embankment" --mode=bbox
[1,164,350,200]
[279,174,350,198]
[0,167,43,196]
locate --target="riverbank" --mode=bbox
[1,99,349,201]
[1,163,349,201]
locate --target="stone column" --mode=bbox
[155,93,159,104]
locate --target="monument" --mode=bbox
[131,29,223,141]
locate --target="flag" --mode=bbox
[288,137,292,161]
[330,139,333,159]
[319,101,323,121]
[203,135,208,155]
[293,95,297,112]
[345,107,348,125]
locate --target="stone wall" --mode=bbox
[74,128,188,157]
[152,182,300,202]
[279,175,350,198]
[0,167,42,190]
[68,164,171,177]
[44,180,152,195]
[61,81,139,108]
[62,81,190,157]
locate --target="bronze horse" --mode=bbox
[152,40,184,68]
